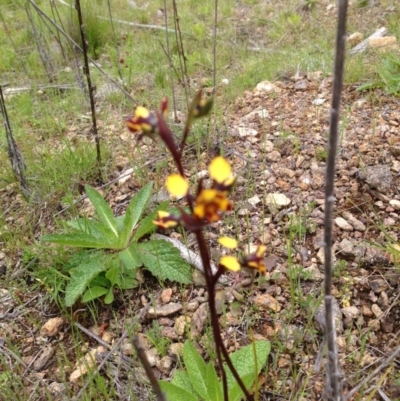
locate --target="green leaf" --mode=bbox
[41,233,111,249]
[227,373,255,401]
[82,286,109,303]
[132,200,169,242]
[105,265,120,286]
[66,218,119,247]
[119,182,153,247]
[89,274,111,288]
[171,370,195,394]
[85,185,119,238]
[225,340,271,401]
[119,244,142,269]
[159,381,199,401]
[104,289,114,304]
[183,341,208,400]
[206,363,223,401]
[65,259,107,306]
[137,240,192,284]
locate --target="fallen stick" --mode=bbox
[349,27,388,55]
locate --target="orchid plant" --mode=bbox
[126,92,269,401]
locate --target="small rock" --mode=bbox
[305,263,325,281]
[265,150,281,162]
[40,317,64,337]
[312,98,326,106]
[369,36,398,51]
[255,80,279,93]
[236,127,258,137]
[371,304,383,318]
[161,288,173,304]
[168,343,184,357]
[147,302,183,318]
[161,326,179,340]
[369,278,388,293]
[389,200,400,210]
[347,32,363,46]
[186,300,199,312]
[342,212,366,231]
[174,316,191,336]
[265,193,291,209]
[70,348,100,383]
[157,356,173,374]
[294,80,308,90]
[368,319,381,331]
[145,348,159,367]
[338,238,355,256]
[360,352,376,367]
[252,293,281,312]
[248,195,261,206]
[48,382,66,395]
[242,108,269,121]
[221,78,229,85]
[101,331,114,344]
[334,217,353,231]
[381,318,394,333]
[357,164,392,192]
[341,306,360,319]
[191,303,208,334]
[361,305,373,317]
[278,357,290,368]
[34,346,54,371]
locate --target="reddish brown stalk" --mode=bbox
[195,231,253,401]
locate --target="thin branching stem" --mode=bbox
[324,1,348,400]
[74,0,102,168]
[0,85,29,196]
[27,0,136,103]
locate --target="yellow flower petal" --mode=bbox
[135,106,150,118]
[220,255,240,272]
[256,245,267,258]
[218,236,238,249]
[209,157,232,183]
[166,174,189,197]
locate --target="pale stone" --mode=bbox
[371,304,383,318]
[145,348,159,367]
[341,306,360,319]
[265,193,291,208]
[70,348,99,383]
[157,356,173,374]
[252,294,281,312]
[242,108,269,121]
[248,195,261,206]
[168,343,184,357]
[161,288,173,304]
[40,317,64,337]
[334,217,353,231]
[236,127,258,137]
[147,302,183,318]
[347,32,363,46]
[255,80,279,93]
[389,200,400,210]
[369,36,398,51]
[174,315,191,336]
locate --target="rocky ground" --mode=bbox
[1,71,400,400]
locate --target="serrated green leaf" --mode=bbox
[171,370,195,394]
[132,200,169,242]
[82,286,109,303]
[41,233,110,249]
[206,363,223,401]
[85,185,119,238]
[227,373,254,401]
[159,381,199,401]
[119,244,142,269]
[137,240,192,284]
[104,289,114,304]
[225,340,270,400]
[65,259,107,306]
[119,182,153,247]
[183,341,208,400]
